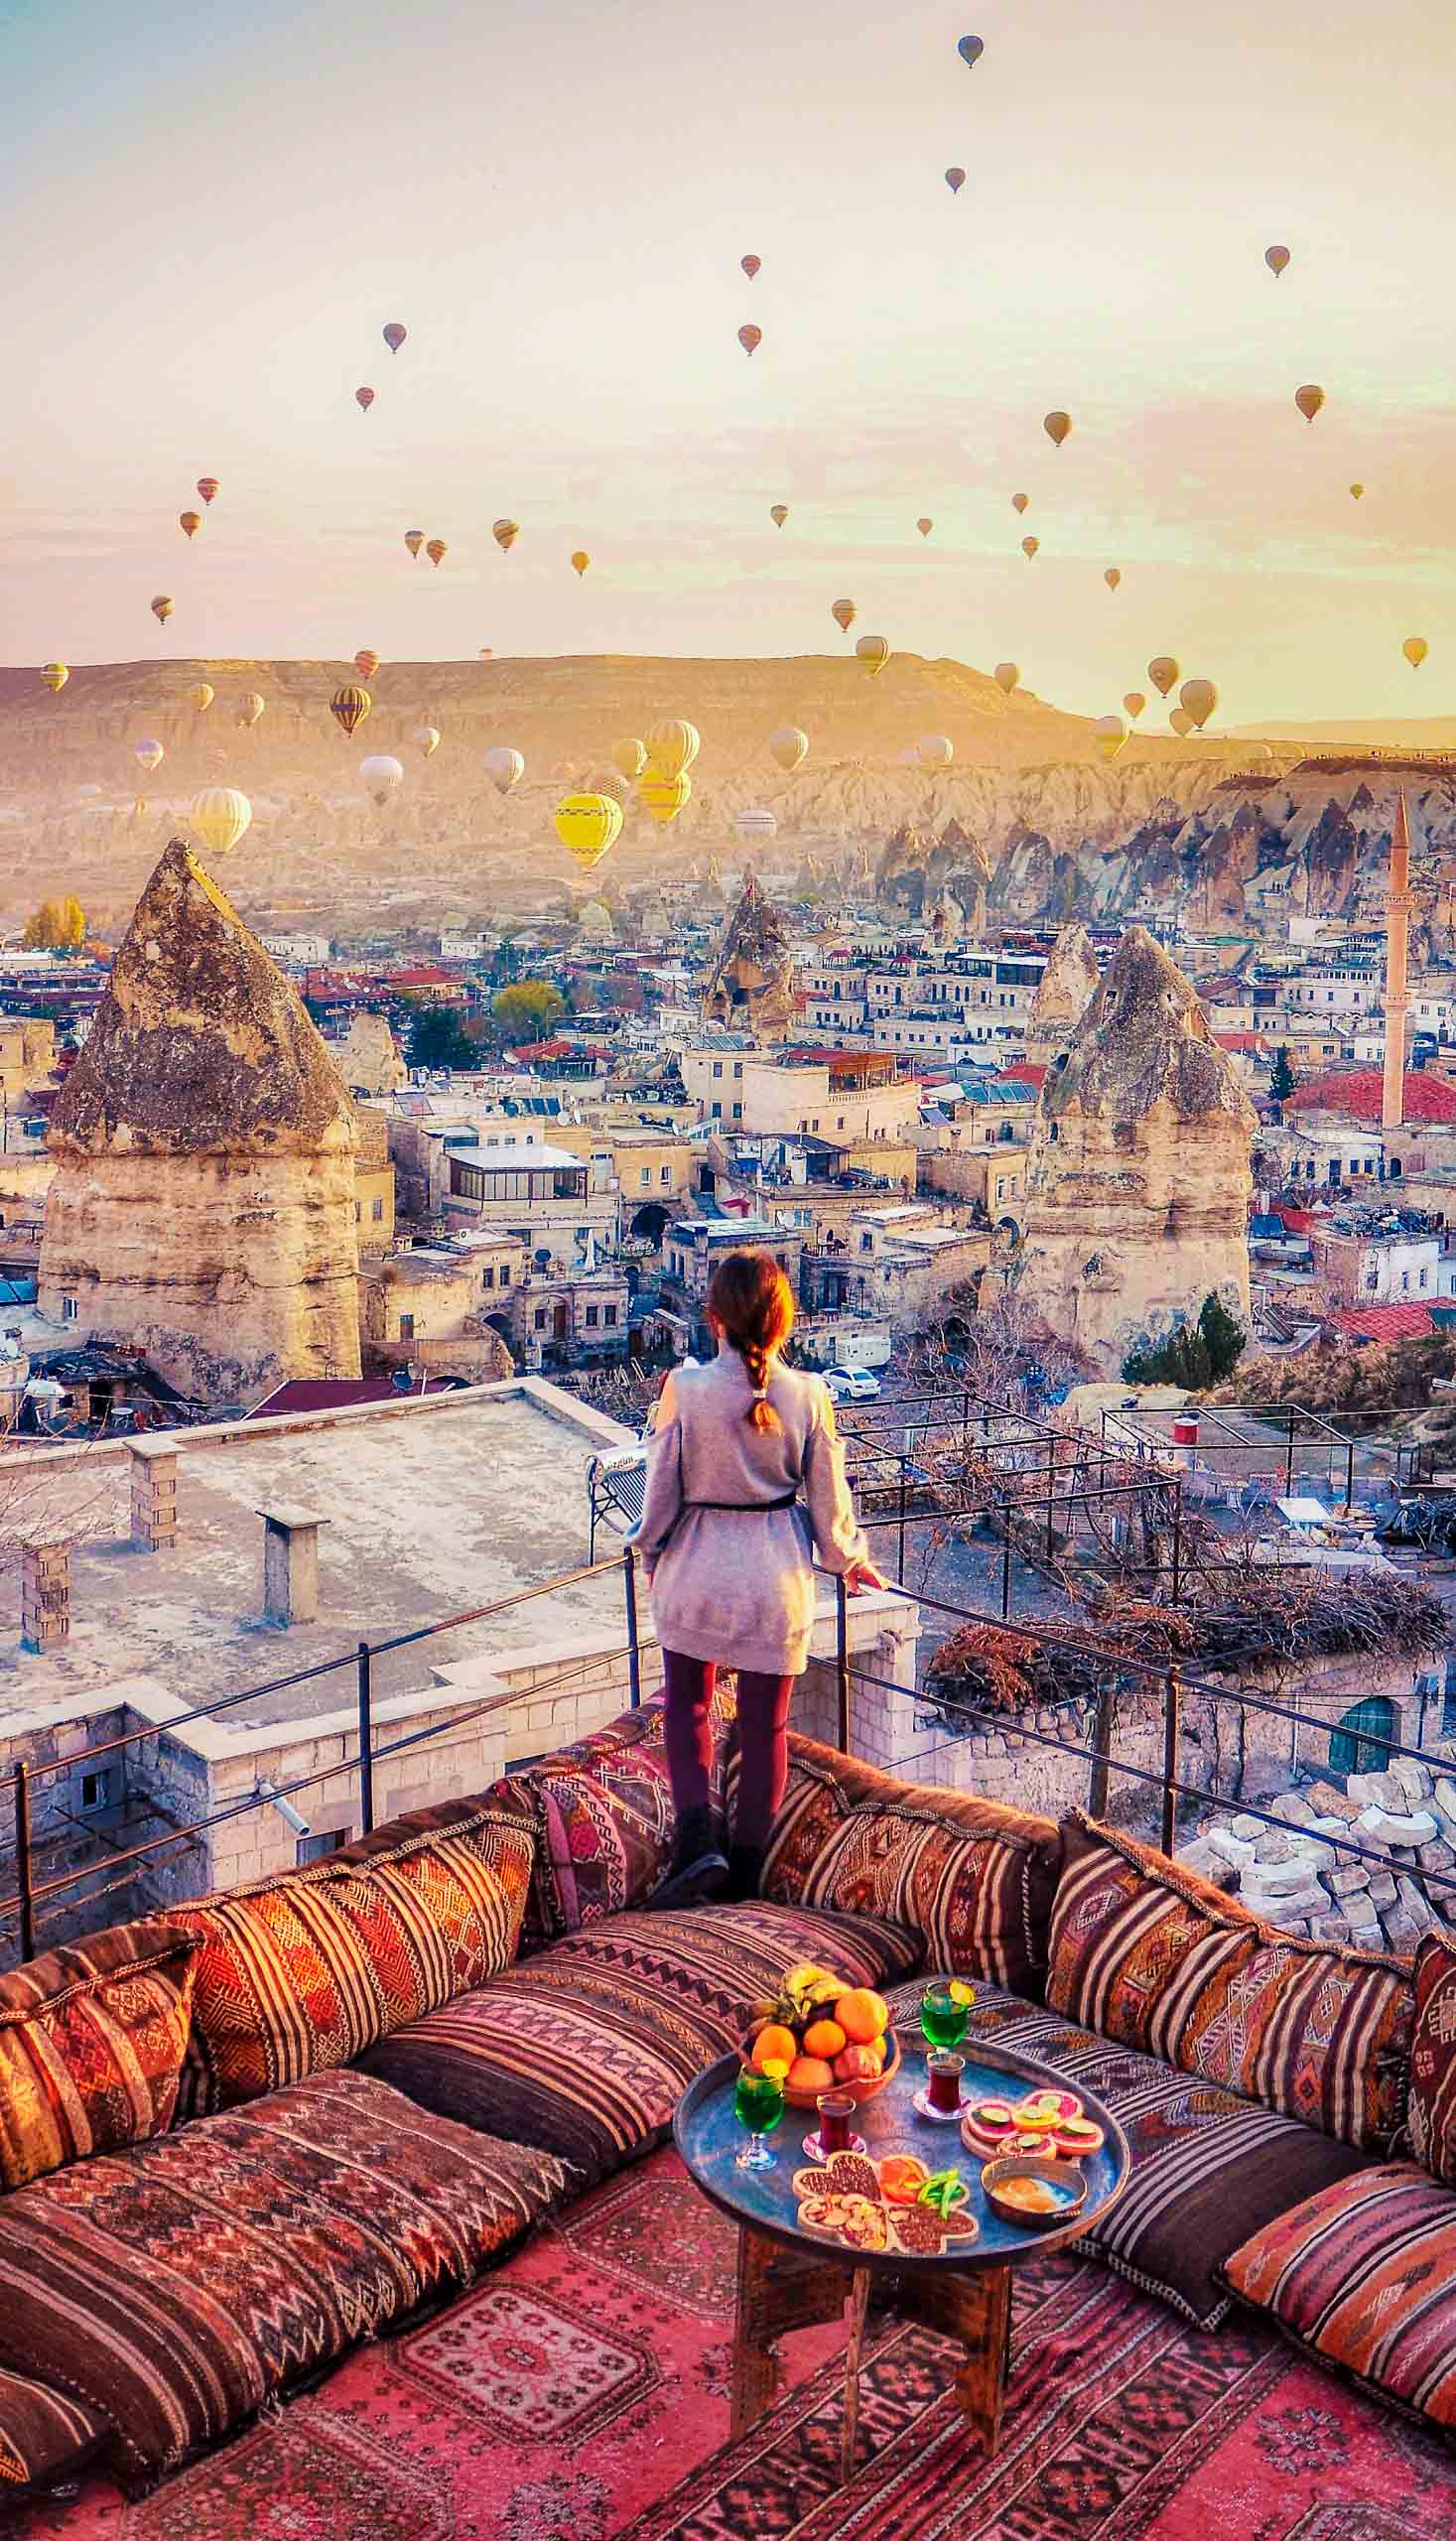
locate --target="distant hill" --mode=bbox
[1229,717,1456,751]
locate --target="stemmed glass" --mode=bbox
[920,1979,974,2053]
[733,2064,787,2170]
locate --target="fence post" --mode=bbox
[1345,1435,1356,1514]
[1000,1516,1012,1622]
[897,1467,907,1584]
[1160,1668,1181,1857]
[356,1642,375,1835]
[13,1763,35,1964]
[835,1571,851,1754]
[623,1547,642,1710]
[1088,1675,1118,1820]
[1284,1413,1296,1501]
[1170,1476,1183,1607]
[1045,1437,1057,1560]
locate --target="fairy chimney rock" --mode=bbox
[39,839,361,1400]
[702,870,796,1040]
[1024,922,1101,1063]
[1015,925,1256,1373]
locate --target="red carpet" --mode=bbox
[12,2149,1456,2541]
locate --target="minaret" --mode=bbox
[1382,793,1412,1134]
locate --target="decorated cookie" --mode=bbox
[792,2167,833,2198]
[825,2151,881,2203]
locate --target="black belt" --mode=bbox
[684,1493,799,1513]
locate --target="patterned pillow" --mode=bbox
[0,2364,104,2494]
[1049,1813,1412,2151]
[1221,2163,1456,2431]
[175,1800,535,2114]
[1404,1931,1456,2184]
[0,1921,199,2192]
[760,1734,1061,1999]
[521,1688,735,1947]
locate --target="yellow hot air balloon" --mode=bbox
[1011,492,1029,515]
[646,718,701,778]
[151,596,174,624]
[179,510,201,540]
[189,786,252,860]
[414,725,441,757]
[1169,707,1195,737]
[493,518,520,554]
[1021,536,1039,560]
[831,598,857,633]
[1147,655,1179,698]
[555,793,623,869]
[994,662,1019,695]
[1043,411,1072,448]
[426,540,448,568]
[41,663,68,693]
[770,504,788,528]
[1093,714,1126,764]
[611,736,647,780]
[638,768,692,826]
[1104,568,1122,592]
[1179,677,1218,731]
[916,517,933,539]
[1404,637,1429,670]
[769,726,809,772]
[1294,384,1325,423]
[1349,482,1365,500]
[571,550,590,577]
[237,693,265,729]
[189,683,214,715]
[856,634,890,678]
[331,683,371,737]
[1123,691,1146,721]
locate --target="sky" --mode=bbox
[3,0,1455,726]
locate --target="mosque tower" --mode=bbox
[1382,793,1412,1135]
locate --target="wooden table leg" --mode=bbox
[840,2267,872,2484]
[901,2262,1012,2456]
[730,2223,853,2441]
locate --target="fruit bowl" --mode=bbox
[740,2026,902,2111]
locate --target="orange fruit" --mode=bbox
[836,1988,889,2046]
[802,2018,848,2061]
[878,2155,929,2206]
[786,2054,835,2095]
[751,2023,798,2073]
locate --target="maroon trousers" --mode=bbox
[660,1649,794,1851]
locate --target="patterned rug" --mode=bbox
[13,2150,1456,2541]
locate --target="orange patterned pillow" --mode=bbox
[0,1921,199,2191]
[176,1803,534,2113]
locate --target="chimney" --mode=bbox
[21,1542,69,1653]
[129,1441,179,1551]
[258,1505,330,1627]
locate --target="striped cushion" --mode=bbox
[0,2363,104,2492]
[1221,2164,1456,2431]
[885,1976,1370,2331]
[760,1734,1061,1998]
[1405,1933,1456,2185]
[362,1898,922,2185]
[520,1690,736,1947]
[0,1921,199,2192]
[0,2067,571,2493]
[1048,1813,1413,2151]
[175,1800,535,2114]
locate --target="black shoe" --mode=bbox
[725,1843,764,1903]
[655,1806,728,1907]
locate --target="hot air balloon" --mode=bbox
[556,794,623,868]
[1093,714,1125,764]
[958,34,984,66]
[237,693,265,729]
[1169,707,1195,737]
[832,598,857,633]
[196,477,218,505]
[856,633,890,678]
[1011,492,1029,515]
[353,651,380,683]
[383,323,407,353]
[180,510,200,540]
[355,387,375,413]
[493,518,520,553]
[1404,637,1429,670]
[917,517,933,538]
[571,550,590,577]
[611,737,647,780]
[1179,677,1218,731]
[918,734,954,770]
[639,769,692,826]
[1350,482,1365,500]
[134,737,165,774]
[426,539,448,568]
[1123,691,1146,721]
[1021,536,1039,559]
[1147,655,1179,697]
[405,529,425,558]
[331,683,371,737]
[1044,410,1072,449]
[738,325,762,357]
[1104,568,1122,592]
[151,596,174,624]
[189,683,214,715]
[741,254,760,280]
[1265,245,1290,278]
[769,726,809,772]
[189,786,252,860]
[647,718,701,777]
[945,168,966,195]
[1295,384,1325,423]
[770,504,788,528]
[360,753,404,807]
[593,768,629,801]
[483,745,526,795]
[994,662,1019,696]
[40,663,67,693]
[414,725,441,757]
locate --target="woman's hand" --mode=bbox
[845,1558,891,1596]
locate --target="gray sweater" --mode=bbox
[629,1349,869,1675]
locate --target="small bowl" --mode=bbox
[740,2028,902,2112]
[981,2156,1088,2230]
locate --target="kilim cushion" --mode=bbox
[1221,2162,1456,2431]
[519,1688,737,1948]
[174,1798,535,2115]
[883,1975,1372,2332]
[362,1896,922,2185]
[0,1920,199,2193]
[0,2363,104,2492]
[758,1733,1062,1999]
[1404,1931,1456,2185]
[0,2066,574,2493]
[1048,1812,1413,2150]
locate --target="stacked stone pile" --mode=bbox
[1179,1764,1456,1954]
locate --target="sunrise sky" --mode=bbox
[4,0,1454,725]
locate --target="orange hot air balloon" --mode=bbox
[770,504,788,528]
[917,517,933,538]
[571,550,590,577]
[1123,691,1146,721]
[1179,677,1218,730]
[741,253,760,280]
[1169,706,1195,736]
[1265,245,1290,277]
[856,633,890,678]
[1104,567,1122,591]
[355,386,375,413]
[331,683,371,737]
[831,598,857,633]
[151,595,174,624]
[196,476,218,504]
[427,539,448,567]
[1294,384,1325,423]
[1021,536,1039,559]
[383,322,407,353]
[738,325,762,357]
[353,650,380,681]
[993,662,1019,696]
[945,167,966,194]
[493,518,520,554]
[405,529,425,557]
[1404,637,1429,670]
[1044,410,1072,448]
[1011,491,1029,515]
[1147,655,1179,697]
[180,510,200,540]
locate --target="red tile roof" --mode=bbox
[1328,1302,1437,1343]
[247,1376,461,1416]
[998,1063,1046,1091]
[1214,1032,1262,1053]
[1285,1069,1456,1123]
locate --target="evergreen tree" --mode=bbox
[1197,1290,1247,1383]
[405,1001,478,1071]
[1269,1044,1297,1102]
[1123,1292,1244,1389]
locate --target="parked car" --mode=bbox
[822,1366,882,1404]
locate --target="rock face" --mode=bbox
[1015,927,1257,1373]
[339,1011,404,1098]
[1023,922,1100,1064]
[39,840,360,1400]
[701,872,796,1039]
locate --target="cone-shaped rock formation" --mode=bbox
[701,870,795,1038]
[1024,922,1100,1063]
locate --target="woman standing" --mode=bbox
[630,1249,886,1902]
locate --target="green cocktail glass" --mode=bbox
[921,1980,973,2052]
[733,2067,786,2170]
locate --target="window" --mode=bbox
[480,1267,495,1290]
[712,1060,723,1079]
[1401,1270,1410,1293]
[398,1312,415,1340]
[371,1196,384,1222]
[78,1767,115,1812]
[860,1232,873,1252]
[498,1264,511,1285]
[585,1305,598,1328]
[711,1101,722,1120]
[639,1167,652,1188]
[1330,1696,1396,1777]
[1420,1267,1428,1290]
[732,1102,742,1120]
[603,1303,617,1327]
[296,1829,349,1867]
[353,1201,361,1222]
[62,1296,77,1323]
[534,1306,549,1332]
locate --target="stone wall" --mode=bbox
[1182,1751,1456,1953]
